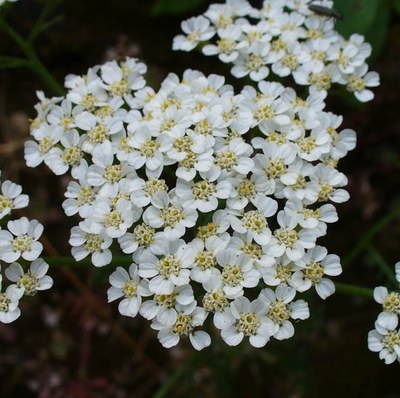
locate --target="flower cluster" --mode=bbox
[0,172,53,323]
[25,55,353,350]
[173,0,379,102]
[368,263,400,364]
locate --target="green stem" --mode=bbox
[342,209,400,267]
[28,0,60,44]
[0,15,64,96]
[335,282,374,299]
[368,246,398,287]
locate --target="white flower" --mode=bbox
[218,296,276,347]
[138,240,195,295]
[0,284,24,324]
[5,259,53,296]
[69,226,113,267]
[216,249,260,298]
[143,191,198,241]
[175,177,231,213]
[189,237,227,284]
[346,64,380,102]
[0,217,43,263]
[152,306,211,351]
[173,16,215,52]
[260,284,309,340]
[0,180,29,219]
[24,125,63,168]
[368,321,400,365]
[292,246,342,299]
[374,287,400,330]
[271,211,318,261]
[140,284,195,326]
[107,264,151,317]
[45,129,85,175]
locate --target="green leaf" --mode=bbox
[363,0,390,58]
[0,56,28,69]
[152,0,206,16]
[394,0,400,14]
[334,0,379,37]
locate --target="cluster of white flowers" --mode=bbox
[368,263,400,364]
[0,172,53,323]
[173,0,379,102]
[24,55,355,350]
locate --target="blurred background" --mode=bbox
[1,0,400,396]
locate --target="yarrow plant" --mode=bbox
[24,36,364,349]
[1,0,387,358]
[0,172,53,323]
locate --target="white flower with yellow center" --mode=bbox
[0,180,29,219]
[140,285,196,326]
[228,234,275,270]
[173,16,215,52]
[211,137,254,179]
[5,259,53,296]
[261,255,299,287]
[202,25,241,63]
[45,130,85,176]
[218,296,276,347]
[231,41,271,82]
[374,287,400,330]
[216,249,260,298]
[318,112,356,160]
[143,191,198,241]
[253,142,297,190]
[296,126,331,162]
[309,164,349,203]
[47,99,77,131]
[66,71,108,111]
[189,237,227,284]
[368,321,400,365]
[227,173,274,210]
[83,198,140,239]
[223,197,277,245]
[292,245,342,299]
[69,225,113,267]
[139,240,195,295]
[152,305,211,351]
[0,284,24,324]
[101,59,146,97]
[63,179,98,218]
[107,264,151,317]
[175,176,231,213]
[274,158,317,203]
[284,198,338,229]
[25,125,63,168]
[0,217,43,263]
[127,126,172,178]
[271,211,317,261]
[260,284,309,340]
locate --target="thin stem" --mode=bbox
[335,282,374,299]
[28,0,61,44]
[368,246,398,287]
[0,15,64,96]
[342,209,400,267]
